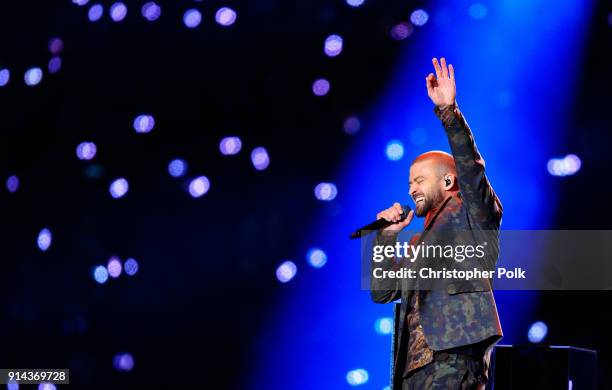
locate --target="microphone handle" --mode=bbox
[349,205,411,240]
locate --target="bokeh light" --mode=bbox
[343,116,361,135]
[346,0,365,7]
[107,256,123,278]
[37,228,52,251]
[133,114,155,133]
[48,37,64,55]
[6,175,19,193]
[88,4,104,22]
[306,248,327,268]
[24,67,43,86]
[113,353,135,371]
[0,69,9,87]
[76,141,97,160]
[547,154,581,176]
[7,379,19,390]
[374,317,393,335]
[109,178,129,198]
[37,384,56,390]
[183,9,202,28]
[251,147,270,170]
[168,159,188,177]
[215,7,237,26]
[346,368,369,386]
[141,2,161,21]
[312,78,330,96]
[410,9,429,26]
[48,57,62,74]
[385,139,404,161]
[188,176,210,198]
[72,0,90,5]
[276,260,297,283]
[324,34,343,57]
[110,2,128,22]
[219,136,242,155]
[391,22,414,40]
[93,265,109,284]
[528,321,548,343]
[469,3,488,19]
[314,182,338,201]
[124,258,139,276]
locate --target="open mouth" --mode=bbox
[414,196,425,205]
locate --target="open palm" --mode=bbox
[426,57,456,107]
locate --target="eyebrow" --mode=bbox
[409,176,425,184]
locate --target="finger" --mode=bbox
[426,73,435,95]
[448,64,455,81]
[388,209,400,222]
[432,58,442,79]
[440,57,448,78]
[393,202,403,214]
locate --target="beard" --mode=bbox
[414,189,444,217]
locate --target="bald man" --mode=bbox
[371,58,503,390]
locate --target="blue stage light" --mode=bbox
[219,136,242,155]
[24,68,43,86]
[110,2,128,22]
[6,175,19,193]
[133,114,155,133]
[183,9,202,28]
[346,369,369,386]
[312,78,330,96]
[107,256,122,278]
[306,248,327,268]
[324,35,343,57]
[124,258,139,276]
[88,4,104,22]
[93,265,109,284]
[314,182,338,201]
[251,147,270,170]
[374,317,393,335]
[410,9,429,26]
[215,7,237,26]
[528,321,548,343]
[469,3,488,19]
[276,261,297,283]
[188,176,210,198]
[168,159,188,177]
[113,353,135,371]
[0,69,9,87]
[385,139,404,161]
[76,142,97,160]
[142,2,161,21]
[37,228,52,251]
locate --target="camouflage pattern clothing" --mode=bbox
[402,352,489,390]
[370,103,504,390]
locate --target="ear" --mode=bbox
[443,175,456,190]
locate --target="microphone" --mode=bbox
[349,205,412,240]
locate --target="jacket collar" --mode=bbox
[423,193,457,230]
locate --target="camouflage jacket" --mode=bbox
[370,104,504,390]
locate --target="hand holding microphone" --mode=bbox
[376,202,415,234]
[349,202,414,239]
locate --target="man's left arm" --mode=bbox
[436,103,502,227]
[426,57,502,227]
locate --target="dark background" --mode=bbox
[1,0,611,388]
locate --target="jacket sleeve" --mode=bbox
[435,104,503,228]
[370,232,402,303]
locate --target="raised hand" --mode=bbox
[426,57,456,107]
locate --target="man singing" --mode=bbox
[370,57,503,390]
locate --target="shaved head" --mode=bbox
[409,151,457,216]
[412,151,457,178]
